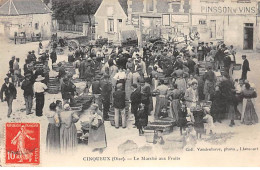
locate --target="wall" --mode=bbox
[190,0,258,50]
[0,13,52,40]
[95,0,128,43]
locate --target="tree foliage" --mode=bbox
[52,0,101,25]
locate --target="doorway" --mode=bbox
[243,23,254,50]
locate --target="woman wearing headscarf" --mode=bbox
[154,79,169,119]
[167,84,182,122]
[125,68,133,101]
[59,104,79,153]
[46,103,60,153]
[87,104,107,153]
[241,83,258,125]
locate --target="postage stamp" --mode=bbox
[5,123,40,165]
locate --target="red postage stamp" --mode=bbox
[5,123,40,165]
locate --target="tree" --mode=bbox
[52,0,101,25]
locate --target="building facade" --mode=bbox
[95,0,136,44]
[0,0,52,40]
[191,0,259,50]
[128,0,192,45]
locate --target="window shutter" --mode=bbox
[104,19,108,33]
[114,19,117,33]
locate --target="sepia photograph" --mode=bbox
[0,0,259,167]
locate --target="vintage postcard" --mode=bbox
[0,0,260,167]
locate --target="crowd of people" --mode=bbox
[0,39,258,153]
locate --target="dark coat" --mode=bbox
[242,59,250,72]
[61,81,76,100]
[100,80,112,101]
[0,83,17,101]
[113,90,126,109]
[21,79,34,96]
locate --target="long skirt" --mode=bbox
[148,96,153,114]
[203,80,215,98]
[154,96,168,119]
[125,80,132,101]
[244,99,258,125]
[169,99,180,122]
[88,123,107,149]
[46,123,60,153]
[228,104,236,120]
[60,123,78,153]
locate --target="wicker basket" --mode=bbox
[147,122,173,135]
[143,128,155,143]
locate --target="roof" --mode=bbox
[0,0,51,16]
[95,0,128,17]
[118,0,128,16]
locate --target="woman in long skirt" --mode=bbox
[241,83,258,125]
[125,68,133,101]
[154,80,169,119]
[88,104,107,153]
[59,104,79,153]
[167,84,182,122]
[46,103,60,153]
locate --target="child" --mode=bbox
[159,107,168,119]
[136,104,147,136]
[193,104,204,139]
[203,107,214,135]
[182,122,197,149]
[178,103,188,135]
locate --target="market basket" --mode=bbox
[147,122,173,135]
[143,127,155,143]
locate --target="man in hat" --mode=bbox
[31,50,37,62]
[21,73,34,115]
[0,77,17,118]
[113,83,126,128]
[197,42,204,61]
[50,49,57,64]
[140,79,151,118]
[33,75,47,116]
[223,51,232,77]
[100,74,112,120]
[13,58,21,87]
[241,55,250,81]
[61,77,77,105]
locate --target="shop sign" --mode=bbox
[171,14,189,23]
[200,4,257,14]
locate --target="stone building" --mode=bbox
[95,0,136,44]
[191,0,260,50]
[127,0,192,45]
[0,0,52,40]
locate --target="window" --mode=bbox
[210,20,216,39]
[244,23,253,27]
[108,19,114,33]
[147,0,154,12]
[34,23,38,29]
